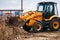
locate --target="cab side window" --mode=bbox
[46,4,53,13]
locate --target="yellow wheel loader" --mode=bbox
[6,2,60,33]
[20,2,60,32]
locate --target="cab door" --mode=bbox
[43,4,54,19]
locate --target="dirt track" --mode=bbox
[0,21,60,40]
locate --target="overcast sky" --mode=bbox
[0,0,60,14]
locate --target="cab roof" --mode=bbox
[38,2,57,4]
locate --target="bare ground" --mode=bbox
[0,21,60,40]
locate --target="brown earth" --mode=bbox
[0,21,60,40]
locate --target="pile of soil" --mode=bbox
[5,16,24,27]
[0,21,26,40]
[0,21,60,40]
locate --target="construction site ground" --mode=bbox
[0,21,60,40]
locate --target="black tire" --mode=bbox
[23,19,31,32]
[32,21,43,33]
[50,18,60,31]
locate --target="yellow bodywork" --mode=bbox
[19,10,56,27]
[20,11,42,21]
[44,15,56,21]
[19,11,43,26]
[26,19,36,26]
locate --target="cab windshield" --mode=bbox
[37,4,44,12]
[37,4,54,14]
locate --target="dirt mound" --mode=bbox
[0,21,26,40]
[0,21,60,40]
[5,16,24,27]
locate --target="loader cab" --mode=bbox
[37,2,58,19]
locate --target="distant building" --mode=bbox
[0,10,23,21]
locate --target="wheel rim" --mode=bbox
[53,21,59,29]
[37,24,42,31]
